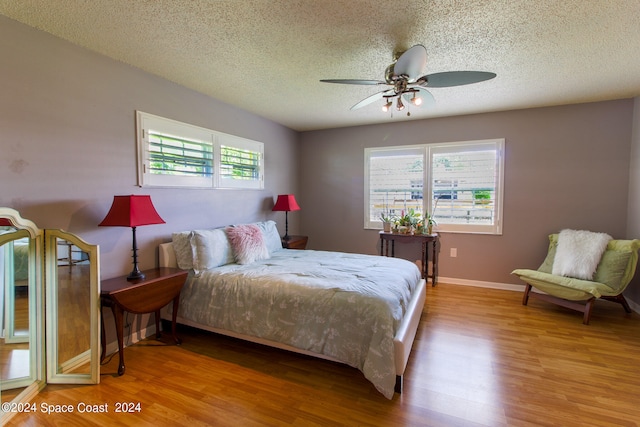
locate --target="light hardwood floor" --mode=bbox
[7,283,640,426]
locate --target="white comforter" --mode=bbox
[176,249,422,398]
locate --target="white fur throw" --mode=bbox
[552,229,612,280]
[226,224,270,264]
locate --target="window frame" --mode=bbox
[364,138,505,235]
[136,111,264,190]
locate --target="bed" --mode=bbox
[159,221,426,398]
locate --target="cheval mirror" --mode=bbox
[0,208,100,423]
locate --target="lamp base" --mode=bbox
[127,269,146,281]
[127,226,145,281]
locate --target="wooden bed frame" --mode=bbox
[159,242,426,393]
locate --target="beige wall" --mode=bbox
[299,100,636,295]
[0,16,300,281]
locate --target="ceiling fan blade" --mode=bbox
[320,79,386,85]
[350,90,390,110]
[393,45,427,80]
[419,71,496,88]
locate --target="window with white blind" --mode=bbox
[365,139,504,234]
[218,134,264,189]
[136,111,264,189]
[366,146,426,222]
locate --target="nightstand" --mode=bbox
[282,235,308,250]
[100,267,188,375]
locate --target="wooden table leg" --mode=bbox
[422,241,427,280]
[432,240,438,286]
[110,304,125,376]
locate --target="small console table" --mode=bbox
[100,267,188,375]
[379,232,440,286]
[282,235,308,250]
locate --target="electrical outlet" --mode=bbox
[450,248,457,257]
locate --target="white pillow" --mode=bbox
[226,224,270,264]
[552,229,612,280]
[172,231,195,270]
[191,228,235,272]
[257,220,283,254]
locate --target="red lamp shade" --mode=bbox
[99,195,165,227]
[272,194,300,212]
[99,195,164,281]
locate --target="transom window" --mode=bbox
[136,111,264,189]
[365,139,504,234]
[148,131,213,180]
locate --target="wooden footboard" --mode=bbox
[158,242,425,393]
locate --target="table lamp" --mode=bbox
[99,195,165,281]
[272,194,300,241]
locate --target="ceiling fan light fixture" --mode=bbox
[320,44,496,113]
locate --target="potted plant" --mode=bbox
[380,213,393,233]
[423,195,442,234]
[424,212,437,234]
[396,209,421,234]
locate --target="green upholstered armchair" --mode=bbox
[512,234,640,324]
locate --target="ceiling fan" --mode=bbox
[320,44,496,113]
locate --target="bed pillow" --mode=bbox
[226,224,270,264]
[191,228,235,272]
[172,231,195,270]
[257,220,283,254]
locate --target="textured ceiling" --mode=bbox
[1,1,640,131]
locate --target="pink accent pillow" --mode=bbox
[226,224,270,264]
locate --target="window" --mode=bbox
[218,134,264,189]
[145,129,214,188]
[365,139,504,234]
[136,111,264,189]
[366,146,425,222]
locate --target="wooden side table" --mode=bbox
[379,232,440,286]
[282,235,308,249]
[100,267,188,375]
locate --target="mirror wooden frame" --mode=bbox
[0,211,42,408]
[45,230,100,384]
[0,208,100,424]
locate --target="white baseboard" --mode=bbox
[438,276,524,292]
[102,324,157,358]
[438,276,640,314]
